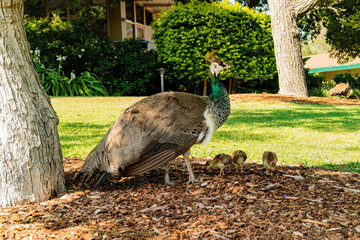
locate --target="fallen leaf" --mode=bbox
[301,219,330,227]
[283,174,304,181]
[293,231,303,237]
[191,189,206,195]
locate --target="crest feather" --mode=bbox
[205,50,218,63]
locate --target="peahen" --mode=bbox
[330,82,353,98]
[75,52,232,189]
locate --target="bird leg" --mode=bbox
[240,164,243,173]
[184,150,198,184]
[235,164,239,173]
[163,162,175,186]
[219,169,224,176]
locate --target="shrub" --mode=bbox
[33,50,108,96]
[26,13,159,96]
[333,72,360,89]
[353,88,360,98]
[309,87,331,97]
[152,1,277,93]
[306,72,327,91]
[94,40,159,96]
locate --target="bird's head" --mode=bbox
[206,159,214,169]
[209,60,232,78]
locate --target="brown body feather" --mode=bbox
[76,91,208,181]
[231,150,247,173]
[330,83,353,97]
[262,151,278,175]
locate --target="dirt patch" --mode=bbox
[230,93,360,105]
[1,157,359,239]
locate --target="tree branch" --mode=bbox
[247,0,261,8]
[292,0,323,19]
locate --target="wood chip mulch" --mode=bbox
[1,157,360,240]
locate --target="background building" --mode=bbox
[24,0,174,48]
[305,53,360,80]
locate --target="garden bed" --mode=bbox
[1,158,359,239]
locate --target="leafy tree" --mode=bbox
[301,29,331,56]
[152,1,276,94]
[319,0,360,62]
[242,0,360,61]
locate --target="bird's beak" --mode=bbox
[226,63,233,69]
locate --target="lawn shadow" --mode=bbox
[228,104,360,132]
[319,162,360,174]
[59,122,111,156]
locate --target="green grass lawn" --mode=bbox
[52,96,360,173]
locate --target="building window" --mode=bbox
[126,1,134,22]
[69,0,87,18]
[48,0,66,17]
[25,0,46,17]
[136,5,144,24]
[136,25,145,40]
[126,23,135,39]
[145,10,153,26]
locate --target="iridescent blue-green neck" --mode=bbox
[206,74,231,130]
[209,75,228,101]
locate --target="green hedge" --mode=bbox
[25,14,159,96]
[152,1,277,93]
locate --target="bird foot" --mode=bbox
[187,177,200,184]
[164,179,178,186]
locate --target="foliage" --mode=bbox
[319,0,360,62]
[26,13,159,96]
[305,71,333,98]
[301,29,331,56]
[306,72,327,91]
[238,0,360,62]
[152,1,276,92]
[25,13,95,75]
[32,50,108,96]
[309,87,331,98]
[303,56,328,96]
[353,88,360,99]
[94,41,159,96]
[333,72,360,89]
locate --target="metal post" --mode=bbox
[156,68,166,92]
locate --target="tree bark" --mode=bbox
[203,78,207,96]
[268,0,321,97]
[0,0,65,206]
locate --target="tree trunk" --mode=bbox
[0,0,65,206]
[228,77,233,94]
[268,0,321,97]
[203,78,208,96]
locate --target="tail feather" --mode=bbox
[93,172,112,189]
